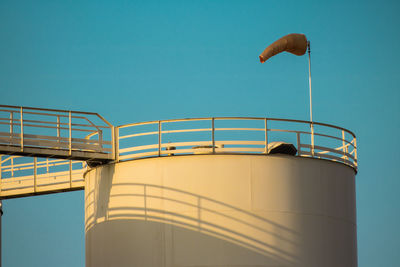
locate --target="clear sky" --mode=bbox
[1,0,399,266]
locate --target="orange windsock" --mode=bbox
[259,33,308,63]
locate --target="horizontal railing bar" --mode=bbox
[1,169,85,182]
[0,106,112,128]
[160,141,212,148]
[1,157,74,166]
[118,131,159,139]
[301,151,355,167]
[161,128,211,134]
[118,151,158,160]
[0,104,100,116]
[2,161,83,172]
[117,117,355,138]
[215,127,264,131]
[301,144,356,161]
[119,144,159,154]
[17,123,96,132]
[0,135,111,148]
[22,139,70,149]
[267,128,355,147]
[0,117,110,129]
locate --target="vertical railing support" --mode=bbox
[0,156,2,195]
[296,132,301,156]
[111,126,116,161]
[310,122,315,156]
[264,118,268,154]
[69,160,72,188]
[342,130,347,161]
[33,157,37,193]
[98,130,103,151]
[57,115,61,148]
[9,112,14,144]
[20,107,23,151]
[354,137,358,166]
[115,127,119,162]
[158,121,161,157]
[68,111,72,156]
[212,118,215,154]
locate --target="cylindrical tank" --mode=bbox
[84,154,357,267]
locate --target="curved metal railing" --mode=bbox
[115,117,357,171]
[0,115,357,199]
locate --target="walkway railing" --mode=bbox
[0,155,86,199]
[0,105,114,162]
[0,113,358,199]
[116,117,357,171]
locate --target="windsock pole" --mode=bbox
[307,41,315,156]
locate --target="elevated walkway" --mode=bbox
[0,156,85,199]
[0,105,115,164]
[0,105,114,199]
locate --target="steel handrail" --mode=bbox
[118,117,356,138]
[115,117,357,171]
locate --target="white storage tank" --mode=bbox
[84,153,357,267]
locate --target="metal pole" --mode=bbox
[57,115,61,149]
[10,112,13,144]
[68,111,72,156]
[158,121,161,157]
[211,118,215,153]
[308,41,313,123]
[0,200,3,267]
[111,126,116,161]
[308,41,315,156]
[264,118,268,154]
[20,107,23,151]
[115,127,119,162]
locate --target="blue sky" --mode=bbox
[1,0,399,266]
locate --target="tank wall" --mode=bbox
[85,155,357,267]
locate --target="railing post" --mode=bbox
[46,158,49,173]
[98,130,103,151]
[310,122,315,157]
[10,112,13,144]
[20,107,23,151]
[212,118,215,154]
[296,132,301,156]
[111,126,116,160]
[68,111,72,156]
[354,137,358,165]
[264,118,268,154]
[0,156,2,194]
[33,157,37,193]
[115,127,120,162]
[158,121,161,157]
[342,130,347,161]
[57,115,61,148]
